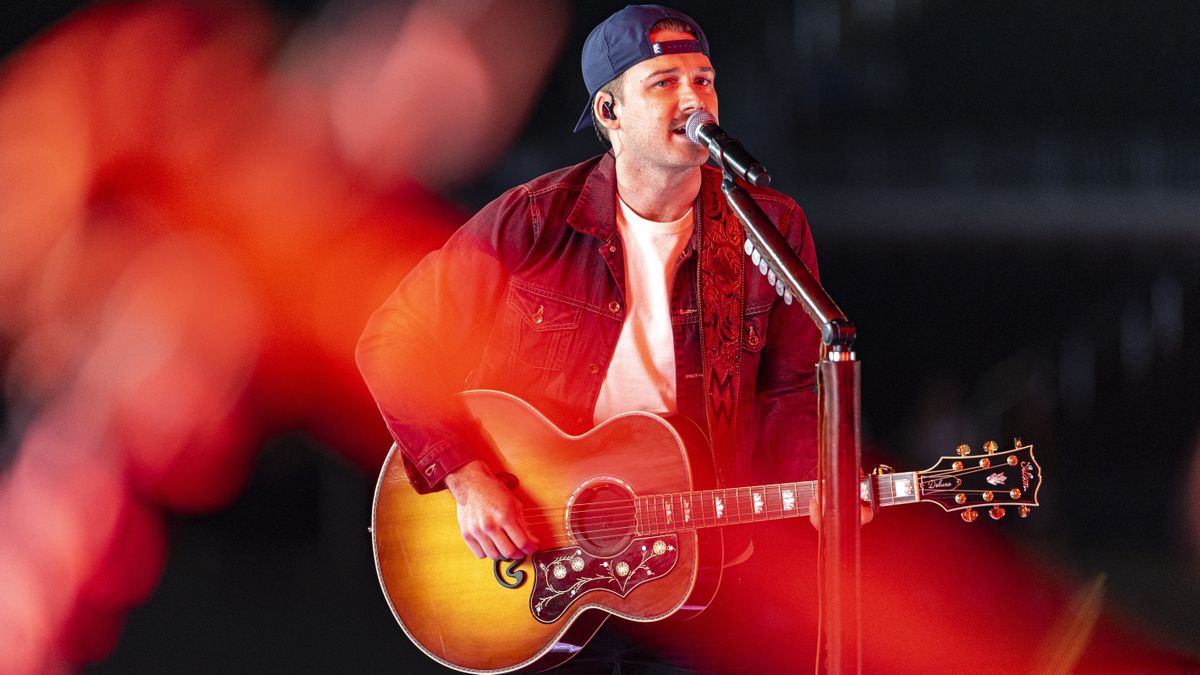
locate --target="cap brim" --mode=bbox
[572,99,593,133]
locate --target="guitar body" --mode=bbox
[372,390,722,673]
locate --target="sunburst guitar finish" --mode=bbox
[371,390,1042,673]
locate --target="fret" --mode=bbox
[749,486,764,522]
[657,477,899,531]
[883,472,919,506]
[780,483,798,516]
[765,484,780,519]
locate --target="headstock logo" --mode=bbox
[1020,462,1032,490]
[923,477,960,491]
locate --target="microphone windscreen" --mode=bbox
[684,111,717,145]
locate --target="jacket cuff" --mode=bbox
[401,438,479,493]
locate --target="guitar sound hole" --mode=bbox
[568,482,636,558]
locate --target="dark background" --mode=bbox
[4,0,1198,671]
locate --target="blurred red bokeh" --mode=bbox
[0,0,565,669]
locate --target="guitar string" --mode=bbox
[518,492,829,537]
[506,460,1037,536]
[515,478,905,522]
[510,457,1032,519]
[519,481,919,543]
[515,468,1018,523]
[526,505,819,547]
[514,474,1028,538]
[519,483,890,525]
[515,484,819,517]
[518,491,822,529]
[525,495,1023,545]
[517,485,821,523]
[524,465,1034,540]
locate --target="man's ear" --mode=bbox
[595,93,619,129]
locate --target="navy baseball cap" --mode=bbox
[573,4,710,132]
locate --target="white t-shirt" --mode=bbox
[593,195,694,424]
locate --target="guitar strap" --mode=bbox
[695,172,745,489]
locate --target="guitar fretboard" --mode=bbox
[635,472,921,534]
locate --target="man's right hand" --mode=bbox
[443,460,539,560]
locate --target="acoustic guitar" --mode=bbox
[371,389,1041,673]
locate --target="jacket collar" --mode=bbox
[566,152,619,241]
[568,153,719,244]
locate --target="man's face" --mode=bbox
[610,28,717,172]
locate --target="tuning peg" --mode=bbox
[961,508,978,523]
[955,493,967,505]
[984,440,998,454]
[982,491,994,502]
[956,444,971,456]
[989,506,1006,520]
[1012,437,1023,449]
[1007,454,1018,466]
[1018,506,1030,518]
[1009,489,1021,499]
[978,457,991,468]
[872,464,894,476]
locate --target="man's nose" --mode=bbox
[678,83,704,112]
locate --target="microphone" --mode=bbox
[685,111,771,187]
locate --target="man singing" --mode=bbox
[358,4,827,670]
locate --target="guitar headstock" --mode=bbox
[917,440,1041,522]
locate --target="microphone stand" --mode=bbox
[720,171,865,674]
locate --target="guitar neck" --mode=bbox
[635,472,921,533]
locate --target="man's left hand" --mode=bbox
[808,495,875,531]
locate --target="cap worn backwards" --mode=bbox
[573,4,709,133]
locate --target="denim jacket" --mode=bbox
[357,153,821,498]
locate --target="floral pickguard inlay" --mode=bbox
[529,535,679,623]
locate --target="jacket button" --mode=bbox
[587,363,601,374]
[608,300,621,313]
[608,245,617,253]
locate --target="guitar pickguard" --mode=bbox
[529,535,679,623]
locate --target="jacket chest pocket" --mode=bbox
[738,307,771,399]
[502,284,581,372]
